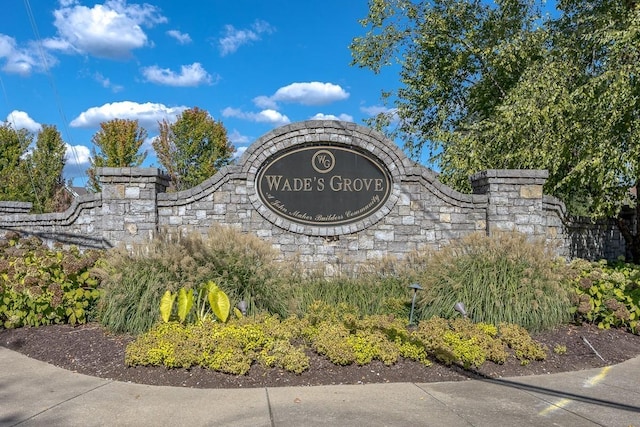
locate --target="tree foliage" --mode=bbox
[0,123,32,202]
[153,107,234,191]
[351,0,640,260]
[88,119,147,192]
[23,125,67,213]
[0,123,68,212]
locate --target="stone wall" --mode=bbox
[0,120,629,270]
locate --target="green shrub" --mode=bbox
[0,233,102,328]
[258,339,309,374]
[569,259,640,333]
[98,226,296,334]
[414,232,573,332]
[305,320,356,365]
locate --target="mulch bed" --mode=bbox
[1,322,639,389]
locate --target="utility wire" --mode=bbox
[0,77,42,209]
[23,0,87,187]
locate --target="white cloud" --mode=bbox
[219,20,275,56]
[65,143,91,166]
[310,113,354,122]
[167,30,191,44]
[70,101,188,132]
[141,63,216,87]
[252,95,277,110]
[0,35,55,76]
[94,72,123,92]
[63,143,91,185]
[222,107,290,126]
[5,110,42,132]
[0,34,13,57]
[255,82,349,108]
[228,129,250,145]
[50,0,167,59]
[40,37,73,53]
[140,136,155,156]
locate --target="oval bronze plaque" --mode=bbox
[257,144,391,226]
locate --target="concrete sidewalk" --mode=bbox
[1,346,639,427]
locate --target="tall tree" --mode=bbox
[153,107,234,191]
[23,125,67,213]
[351,0,640,261]
[87,119,147,192]
[351,0,547,160]
[0,123,32,202]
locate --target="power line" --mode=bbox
[0,80,42,209]
[23,0,87,187]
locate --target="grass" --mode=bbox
[95,227,575,335]
[414,232,573,332]
[293,273,411,319]
[96,226,297,334]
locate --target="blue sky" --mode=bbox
[0,0,400,187]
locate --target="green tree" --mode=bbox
[23,125,67,213]
[351,0,640,261]
[153,107,234,191]
[88,119,147,192]
[0,123,32,202]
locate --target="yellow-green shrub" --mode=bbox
[258,340,310,374]
[412,317,507,368]
[498,323,547,364]
[125,316,311,375]
[125,302,549,375]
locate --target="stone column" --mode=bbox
[470,169,548,237]
[98,167,170,247]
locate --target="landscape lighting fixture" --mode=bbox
[454,302,467,319]
[408,283,423,325]
[237,300,248,316]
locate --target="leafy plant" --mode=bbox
[207,281,231,322]
[569,259,640,333]
[159,290,177,323]
[159,280,233,324]
[553,344,567,355]
[0,233,102,328]
[411,317,507,368]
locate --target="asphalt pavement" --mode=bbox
[1,346,639,426]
